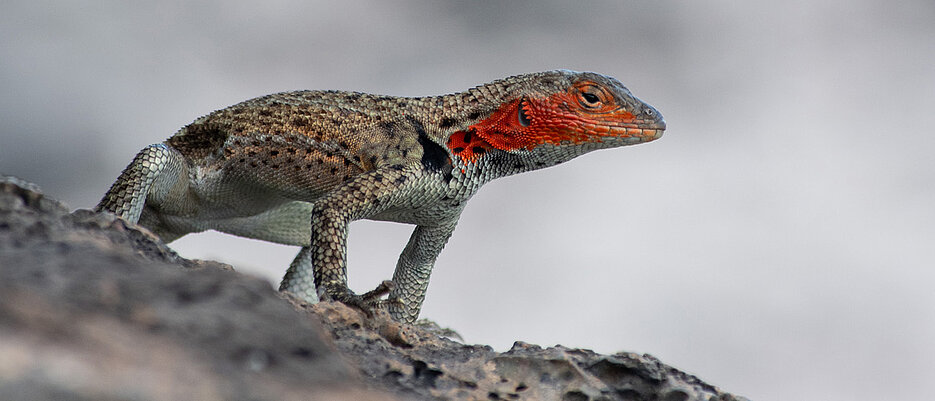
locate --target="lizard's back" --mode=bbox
[143,90,432,244]
[170,90,427,198]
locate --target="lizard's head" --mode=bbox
[447,70,665,172]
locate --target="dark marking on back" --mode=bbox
[439,117,456,129]
[381,121,398,139]
[167,123,229,160]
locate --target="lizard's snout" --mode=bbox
[639,104,666,131]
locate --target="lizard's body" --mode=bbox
[97,70,665,322]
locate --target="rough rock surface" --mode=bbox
[0,175,746,401]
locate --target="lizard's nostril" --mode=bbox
[642,106,664,129]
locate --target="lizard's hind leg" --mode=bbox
[281,246,320,303]
[96,143,187,224]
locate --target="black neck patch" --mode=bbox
[411,117,453,175]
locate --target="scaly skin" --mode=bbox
[96,70,666,322]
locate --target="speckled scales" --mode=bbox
[96,70,666,322]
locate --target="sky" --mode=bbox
[2,1,934,400]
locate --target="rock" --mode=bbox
[0,175,395,401]
[0,175,746,401]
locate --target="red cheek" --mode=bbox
[468,98,542,152]
[448,92,635,164]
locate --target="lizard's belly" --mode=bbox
[148,199,314,246]
[147,165,480,243]
[142,165,320,245]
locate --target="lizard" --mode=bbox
[95,70,666,323]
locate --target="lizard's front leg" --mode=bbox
[389,221,458,322]
[302,165,423,314]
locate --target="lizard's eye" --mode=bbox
[581,92,600,105]
[574,83,611,110]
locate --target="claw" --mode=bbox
[327,280,396,318]
[359,280,394,303]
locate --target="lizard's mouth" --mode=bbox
[605,123,665,141]
[640,128,665,140]
[611,105,666,140]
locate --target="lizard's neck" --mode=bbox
[406,74,542,142]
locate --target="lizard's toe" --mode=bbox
[327,280,396,318]
[359,280,394,303]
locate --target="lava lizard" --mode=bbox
[96,70,666,322]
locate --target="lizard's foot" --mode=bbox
[359,280,394,302]
[325,280,401,317]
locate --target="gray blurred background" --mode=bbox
[2,1,933,400]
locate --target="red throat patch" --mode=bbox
[446,129,493,163]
